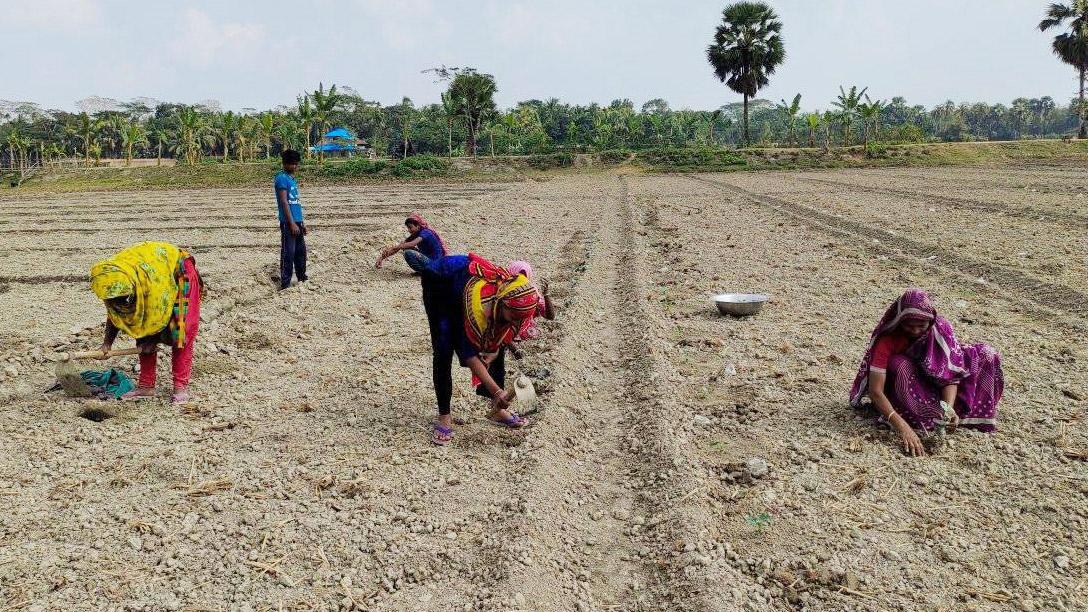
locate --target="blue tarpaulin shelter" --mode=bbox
[310,128,367,154]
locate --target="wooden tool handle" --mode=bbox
[67,347,143,360]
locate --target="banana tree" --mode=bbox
[804,113,820,147]
[215,111,237,161]
[776,93,802,146]
[296,96,315,157]
[856,95,886,146]
[832,85,868,146]
[121,121,147,166]
[258,112,275,159]
[311,83,341,162]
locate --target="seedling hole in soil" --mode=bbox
[79,408,113,422]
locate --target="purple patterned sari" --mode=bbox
[849,289,1003,433]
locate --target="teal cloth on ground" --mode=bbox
[80,368,134,399]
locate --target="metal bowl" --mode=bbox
[714,293,769,317]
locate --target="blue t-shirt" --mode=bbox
[274,172,304,223]
[414,228,445,260]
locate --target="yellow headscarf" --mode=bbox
[90,241,181,339]
[463,254,539,352]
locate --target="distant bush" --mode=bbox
[598,149,633,164]
[391,155,448,177]
[864,142,890,159]
[320,157,388,178]
[636,147,747,171]
[523,153,574,169]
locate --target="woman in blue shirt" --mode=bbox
[375,214,447,271]
[415,253,540,445]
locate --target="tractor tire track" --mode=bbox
[796,176,1088,228]
[692,175,1088,329]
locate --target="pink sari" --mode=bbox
[849,289,1003,432]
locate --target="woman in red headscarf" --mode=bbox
[415,253,540,445]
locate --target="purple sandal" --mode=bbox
[432,424,454,446]
[488,413,530,429]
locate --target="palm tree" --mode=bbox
[215,111,237,161]
[311,83,341,162]
[296,96,315,157]
[804,113,820,147]
[1040,2,1088,138]
[776,93,802,146]
[707,2,785,146]
[832,85,868,146]
[121,121,147,166]
[447,70,498,156]
[258,112,275,159]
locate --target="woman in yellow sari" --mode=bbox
[91,242,203,404]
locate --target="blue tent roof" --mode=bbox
[311,142,357,152]
[324,127,354,139]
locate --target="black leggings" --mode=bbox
[423,283,455,415]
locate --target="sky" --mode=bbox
[1,0,1078,113]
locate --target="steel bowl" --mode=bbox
[714,293,769,317]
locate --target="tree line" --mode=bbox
[1,0,1085,168]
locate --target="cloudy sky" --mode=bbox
[1,0,1076,112]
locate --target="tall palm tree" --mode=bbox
[447,70,497,156]
[121,121,147,166]
[832,85,868,146]
[1040,1,1088,138]
[706,2,785,146]
[776,93,802,146]
[311,83,341,162]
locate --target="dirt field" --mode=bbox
[0,165,1085,611]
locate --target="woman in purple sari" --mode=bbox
[849,289,1004,456]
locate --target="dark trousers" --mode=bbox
[279,221,307,289]
[423,281,454,415]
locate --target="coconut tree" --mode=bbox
[831,85,868,146]
[1040,1,1088,138]
[447,70,497,156]
[776,93,802,146]
[121,121,147,166]
[706,2,785,146]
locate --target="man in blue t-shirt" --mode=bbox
[275,150,307,290]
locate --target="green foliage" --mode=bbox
[864,142,890,158]
[319,157,388,177]
[393,154,448,176]
[636,147,747,171]
[523,153,573,169]
[598,149,633,163]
